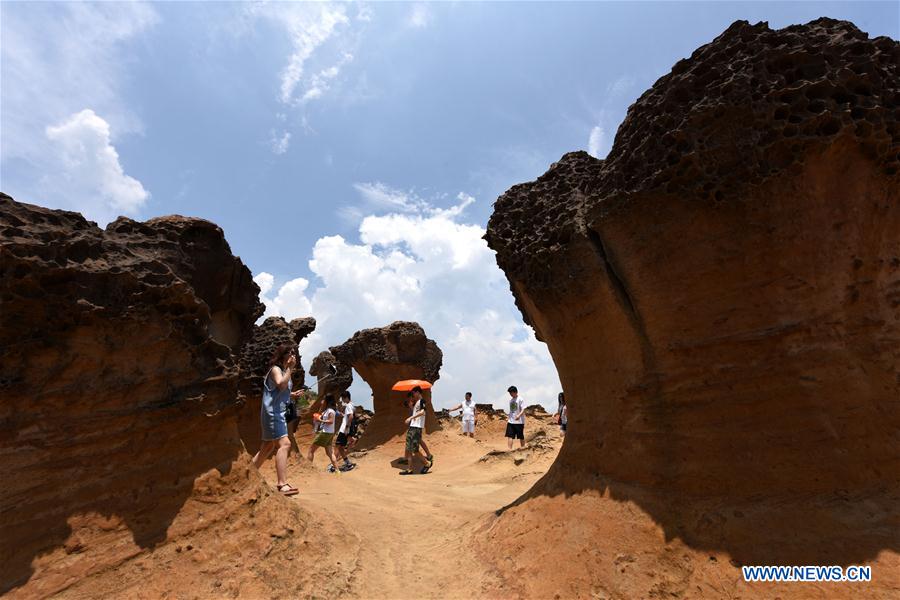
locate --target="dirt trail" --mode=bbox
[275,415,562,599]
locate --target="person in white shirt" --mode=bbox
[447,392,478,437]
[399,386,434,475]
[329,390,357,472]
[306,394,342,474]
[505,385,525,449]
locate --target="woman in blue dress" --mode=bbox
[251,343,305,495]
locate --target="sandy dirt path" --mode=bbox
[278,416,561,599]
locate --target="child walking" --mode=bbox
[307,394,342,474]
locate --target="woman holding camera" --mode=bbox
[251,343,305,496]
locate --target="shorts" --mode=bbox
[406,426,423,453]
[336,432,349,447]
[505,423,524,440]
[462,419,475,433]
[560,423,567,432]
[313,432,334,447]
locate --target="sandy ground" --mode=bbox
[30,410,897,599]
[269,413,562,600]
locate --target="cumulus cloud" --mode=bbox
[42,109,150,222]
[256,272,313,320]
[1,2,157,222]
[257,189,561,411]
[588,124,609,159]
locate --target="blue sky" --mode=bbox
[2,1,897,409]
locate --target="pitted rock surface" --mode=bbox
[309,350,353,400]
[238,316,315,394]
[486,18,899,295]
[330,321,443,447]
[480,18,900,595]
[0,194,286,596]
[236,316,316,454]
[330,321,443,382]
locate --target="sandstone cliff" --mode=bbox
[0,195,316,597]
[330,322,442,448]
[483,18,899,598]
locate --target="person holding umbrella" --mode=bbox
[399,385,434,475]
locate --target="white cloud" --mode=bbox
[42,109,150,221]
[270,129,292,155]
[406,3,433,29]
[350,182,475,221]
[256,273,314,320]
[245,2,351,107]
[352,181,427,214]
[1,2,157,222]
[300,52,354,104]
[257,188,561,411]
[356,4,374,23]
[588,125,609,159]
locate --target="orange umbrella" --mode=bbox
[391,379,433,391]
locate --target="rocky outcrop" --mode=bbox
[483,18,899,596]
[236,316,315,454]
[330,322,442,448]
[305,350,354,431]
[309,350,353,401]
[0,195,305,596]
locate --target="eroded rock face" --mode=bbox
[0,195,292,595]
[236,316,316,454]
[483,18,899,594]
[330,322,442,448]
[309,350,353,401]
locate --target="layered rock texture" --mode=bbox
[330,322,442,448]
[237,315,315,454]
[0,195,314,597]
[483,18,899,597]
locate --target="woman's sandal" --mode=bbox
[277,483,299,496]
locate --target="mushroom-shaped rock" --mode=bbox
[483,18,900,595]
[0,195,294,596]
[330,321,443,448]
[237,316,316,454]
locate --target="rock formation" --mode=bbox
[309,350,353,402]
[330,322,442,448]
[483,18,899,597]
[0,195,311,596]
[306,350,354,431]
[236,315,316,454]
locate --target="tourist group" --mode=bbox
[250,343,567,496]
